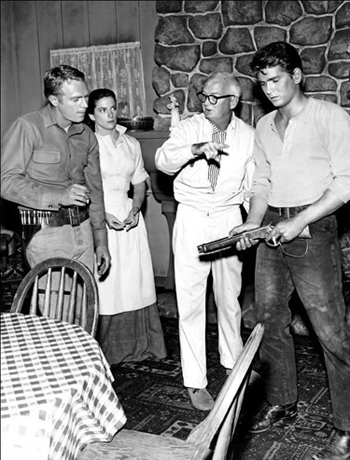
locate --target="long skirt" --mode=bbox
[97,303,167,365]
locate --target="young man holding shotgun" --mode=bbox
[230,42,350,460]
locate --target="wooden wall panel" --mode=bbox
[12,1,42,114]
[1,2,17,132]
[116,1,140,42]
[61,1,90,48]
[87,1,118,45]
[36,1,64,99]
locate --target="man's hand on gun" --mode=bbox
[230,216,312,251]
[229,222,266,251]
[267,218,311,244]
[198,224,274,255]
[198,220,312,255]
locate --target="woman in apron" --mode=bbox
[86,88,167,364]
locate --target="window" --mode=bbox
[50,42,146,118]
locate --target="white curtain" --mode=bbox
[50,42,146,118]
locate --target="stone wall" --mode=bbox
[152,0,350,130]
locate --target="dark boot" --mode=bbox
[312,430,350,460]
[249,401,298,433]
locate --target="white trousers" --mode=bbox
[173,204,244,389]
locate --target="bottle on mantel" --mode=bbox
[167,95,180,128]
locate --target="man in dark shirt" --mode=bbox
[1,64,110,276]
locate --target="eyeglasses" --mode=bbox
[196,92,238,105]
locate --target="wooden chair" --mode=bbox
[78,323,265,460]
[10,257,99,337]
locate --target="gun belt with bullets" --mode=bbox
[18,206,89,249]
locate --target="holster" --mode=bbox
[21,224,42,251]
[18,207,48,256]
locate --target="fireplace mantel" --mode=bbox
[128,130,177,290]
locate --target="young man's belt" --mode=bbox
[267,204,310,218]
[19,206,89,228]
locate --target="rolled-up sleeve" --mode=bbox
[251,134,271,201]
[325,107,350,203]
[155,118,201,176]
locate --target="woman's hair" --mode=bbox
[250,42,303,76]
[44,64,86,99]
[85,88,117,131]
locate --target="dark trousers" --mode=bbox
[256,209,350,431]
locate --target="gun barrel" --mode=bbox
[197,235,239,254]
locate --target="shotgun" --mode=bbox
[197,224,311,255]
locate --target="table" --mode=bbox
[1,312,127,460]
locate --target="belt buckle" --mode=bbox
[68,206,81,227]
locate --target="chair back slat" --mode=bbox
[29,277,39,315]
[67,271,78,324]
[188,323,264,458]
[43,268,52,317]
[81,286,87,330]
[10,258,99,337]
[56,267,66,321]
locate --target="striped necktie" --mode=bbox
[208,123,227,191]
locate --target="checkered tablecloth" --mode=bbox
[1,312,127,460]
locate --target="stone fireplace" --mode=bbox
[152,0,350,130]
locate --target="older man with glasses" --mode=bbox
[155,71,256,411]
